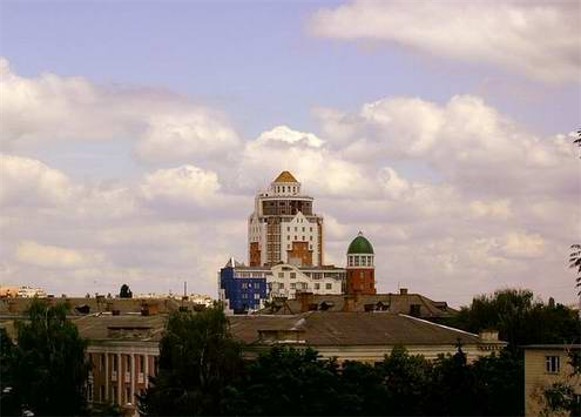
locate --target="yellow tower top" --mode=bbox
[273,171,298,183]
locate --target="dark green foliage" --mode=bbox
[377,345,432,416]
[238,347,341,416]
[337,361,386,416]
[471,349,524,416]
[119,284,133,298]
[139,306,243,416]
[6,299,89,416]
[571,244,581,296]
[448,289,580,351]
[0,328,18,416]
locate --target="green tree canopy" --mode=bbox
[449,289,580,351]
[5,299,89,416]
[139,305,243,416]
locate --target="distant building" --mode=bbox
[346,232,376,295]
[0,285,47,298]
[229,311,505,363]
[248,171,324,267]
[257,289,457,321]
[523,344,581,417]
[218,258,269,314]
[268,263,344,299]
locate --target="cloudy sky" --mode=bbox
[1,0,579,306]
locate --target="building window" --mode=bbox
[126,387,131,403]
[360,271,365,278]
[546,356,560,374]
[315,283,320,290]
[254,293,260,300]
[278,272,284,278]
[291,283,296,289]
[294,227,297,232]
[279,283,284,289]
[113,355,118,371]
[302,227,305,232]
[287,235,290,240]
[294,236,297,240]
[287,227,290,231]
[140,356,146,373]
[302,236,305,240]
[100,385,105,402]
[290,272,296,279]
[310,227,313,232]
[100,354,105,372]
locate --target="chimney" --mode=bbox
[400,288,408,295]
[297,292,314,313]
[479,330,499,342]
[343,295,355,312]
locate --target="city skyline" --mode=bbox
[0,0,580,306]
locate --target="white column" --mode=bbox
[104,352,109,402]
[144,354,149,389]
[130,354,135,404]
[117,353,122,405]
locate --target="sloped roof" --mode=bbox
[72,314,167,342]
[273,171,298,183]
[256,293,457,318]
[229,312,479,346]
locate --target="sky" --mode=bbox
[0,0,580,307]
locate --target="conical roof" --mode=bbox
[273,171,298,183]
[347,232,374,254]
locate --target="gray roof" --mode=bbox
[230,312,480,346]
[258,293,457,318]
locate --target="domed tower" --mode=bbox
[346,232,376,295]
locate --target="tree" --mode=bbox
[119,284,133,298]
[139,305,243,416]
[239,346,341,416]
[570,244,581,296]
[471,349,524,416]
[8,299,89,416]
[376,346,433,416]
[448,288,580,352]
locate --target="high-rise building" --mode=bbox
[248,171,324,267]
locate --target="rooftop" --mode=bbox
[273,171,298,183]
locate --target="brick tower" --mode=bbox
[346,232,376,295]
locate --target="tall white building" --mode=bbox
[248,171,324,267]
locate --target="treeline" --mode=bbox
[141,289,580,417]
[143,341,523,416]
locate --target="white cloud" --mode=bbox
[140,165,221,206]
[239,125,374,197]
[15,240,106,269]
[0,154,74,207]
[500,232,545,259]
[310,0,580,83]
[0,58,240,163]
[136,111,240,163]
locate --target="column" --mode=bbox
[144,354,149,389]
[130,353,135,404]
[117,353,122,405]
[104,352,109,402]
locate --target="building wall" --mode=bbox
[268,264,344,299]
[219,266,268,313]
[346,268,376,295]
[248,176,323,267]
[87,343,159,408]
[524,347,581,417]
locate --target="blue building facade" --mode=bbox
[219,259,268,314]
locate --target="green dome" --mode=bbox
[347,232,374,254]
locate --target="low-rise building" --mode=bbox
[523,344,581,417]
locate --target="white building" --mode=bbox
[248,171,324,267]
[268,263,344,299]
